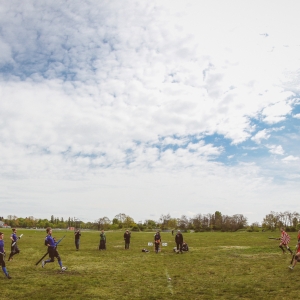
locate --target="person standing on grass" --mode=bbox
[175,230,184,253]
[42,227,67,271]
[124,230,131,250]
[0,232,12,279]
[99,230,106,250]
[74,229,81,251]
[8,228,20,261]
[154,231,161,253]
[279,227,293,254]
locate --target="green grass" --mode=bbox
[0,229,298,299]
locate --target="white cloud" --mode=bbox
[294,114,300,119]
[282,155,299,162]
[262,99,294,124]
[267,145,285,155]
[251,129,270,144]
[0,0,299,224]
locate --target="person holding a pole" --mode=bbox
[8,228,21,261]
[42,227,67,271]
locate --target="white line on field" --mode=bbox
[165,269,173,295]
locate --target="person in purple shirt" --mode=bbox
[0,232,12,279]
[8,228,20,261]
[42,227,67,271]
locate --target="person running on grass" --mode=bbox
[279,227,293,254]
[8,228,20,261]
[0,232,12,279]
[42,227,67,271]
[288,230,300,269]
[289,230,300,270]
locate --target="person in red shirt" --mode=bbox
[289,230,300,270]
[279,227,293,254]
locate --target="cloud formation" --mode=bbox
[0,0,300,224]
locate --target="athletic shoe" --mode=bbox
[8,257,13,261]
[289,266,294,270]
[61,266,67,271]
[42,261,45,268]
[6,274,12,279]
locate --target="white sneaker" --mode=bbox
[289,266,294,270]
[42,261,45,268]
[61,266,67,271]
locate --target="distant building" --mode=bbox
[0,221,10,228]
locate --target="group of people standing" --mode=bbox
[97,229,189,254]
[98,229,131,250]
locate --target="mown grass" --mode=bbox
[0,229,298,299]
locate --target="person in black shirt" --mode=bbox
[175,230,184,253]
[74,229,81,251]
[124,230,131,250]
[154,231,161,253]
[182,241,189,252]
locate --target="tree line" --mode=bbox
[1,211,299,232]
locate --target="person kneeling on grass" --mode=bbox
[182,242,189,252]
[42,227,67,271]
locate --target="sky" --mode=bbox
[0,0,299,225]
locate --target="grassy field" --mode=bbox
[0,228,298,299]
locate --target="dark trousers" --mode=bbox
[176,243,183,252]
[155,242,160,253]
[75,239,80,250]
[0,253,6,268]
[9,244,20,259]
[99,240,106,250]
